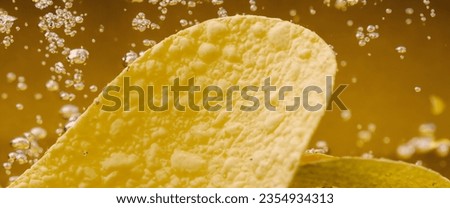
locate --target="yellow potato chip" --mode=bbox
[291,153,450,188]
[10,15,337,187]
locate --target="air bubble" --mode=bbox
[36,115,43,125]
[361,151,374,159]
[59,104,80,119]
[74,82,85,91]
[98,24,105,33]
[405,18,412,25]
[436,143,449,157]
[397,144,415,159]
[16,153,27,165]
[75,16,83,24]
[211,0,224,5]
[421,14,427,22]
[418,123,435,136]
[6,72,16,83]
[368,123,376,133]
[314,140,329,153]
[309,6,316,15]
[89,85,98,92]
[53,62,66,74]
[143,39,156,47]
[357,130,372,142]
[396,46,407,54]
[67,48,89,64]
[366,25,376,33]
[289,9,297,17]
[73,71,83,82]
[1,92,7,100]
[7,152,17,163]
[355,31,364,40]
[8,176,18,183]
[187,1,196,8]
[180,19,188,27]
[34,93,43,100]
[405,8,414,15]
[217,7,228,17]
[358,40,366,47]
[414,86,422,93]
[15,103,24,110]
[65,120,76,130]
[56,127,64,136]
[122,50,138,67]
[59,91,70,100]
[46,79,59,91]
[11,137,30,150]
[430,9,436,18]
[340,110,352,121]
[412,137,434,153]
[65,79,74,88]
[17,82,28,91]
[346,20,353,27]
[3,162,12,171]
[30,127,47,139]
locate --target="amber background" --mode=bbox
[0,0,449,186]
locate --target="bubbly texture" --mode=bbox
[9,15,337,187]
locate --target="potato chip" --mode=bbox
[10,15,336,187]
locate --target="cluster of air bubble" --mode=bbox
[37,0,90,78]
[122,50,140,67]
[417,0,436,23]
[2,103,81,184]
[5,72,28,111]
[38,7,84,37]
[395,46,407,59]
[6,72,28,94]
[355,25,379,47]
[132,12,157,32]
[383,1,437,59]
[33,0,54,10]
[35,0,96,102]
[1,1,97,182]
[124,0,259,66]
[44,31,65,54]
[2,127,47,184]
[67,48,89,65]
[56,104,81,136]
[356,123,377,147]
[305,140,329,154]
[248,0,258,12]
[397,123,450,160]
[323,0,364,11]
[45,61,95,101]
[0,9,17,48]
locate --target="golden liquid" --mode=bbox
[0,0,449,186]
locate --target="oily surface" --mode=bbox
[9,15,336,187]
